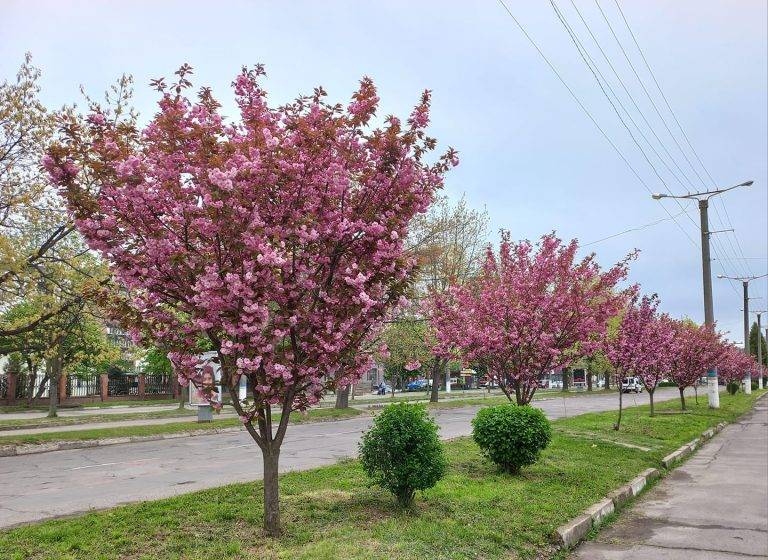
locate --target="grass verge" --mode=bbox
[1,390,762,560]
[0,409,197,431]
[0,406,363,446]
[0,399,180,413]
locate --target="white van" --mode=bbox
[621,377,643,393]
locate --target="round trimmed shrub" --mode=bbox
[359,403,447,506]
[472,404,552,474]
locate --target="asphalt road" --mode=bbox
[0,387,695,529]
[571,396,768,559]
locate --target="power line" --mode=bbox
[567,0,699,193]
[548,0,699,226]
[607,0,754,281]
[494,0,699,247]
[583,209,688,246]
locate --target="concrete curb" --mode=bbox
[554,401,758,552]
[0,426,244,457]
[661,422,725,469]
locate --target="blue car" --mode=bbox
[406,379,429,392]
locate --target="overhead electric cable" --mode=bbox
[494,0,698,248]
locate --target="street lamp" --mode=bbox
[652,180,754,408]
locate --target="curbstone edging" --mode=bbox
[628,474,647,496]
[584,498,614,526]
[555,514,592,548]
[0,445,17,457]
[607,484,632,509]
[639,467,660,483]
[554,394,767,552]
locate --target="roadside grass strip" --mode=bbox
[0,390,763,560]
[0,407,363,449]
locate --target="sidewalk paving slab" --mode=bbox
[571,400,768,559]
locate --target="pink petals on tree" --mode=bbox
[46,65,456,416]
[432,232,634,405]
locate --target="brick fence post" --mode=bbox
[172,376,180,399]
[138,374,146,398]
[100,373,109,402]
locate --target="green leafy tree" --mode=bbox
[379,318,432,393]
[749,322,767,366]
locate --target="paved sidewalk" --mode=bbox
[571,398,768,559]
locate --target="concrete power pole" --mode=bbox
[757,313,764,390]
[742,282,751,394]
[653,180,753,409]
[722,274,768,393]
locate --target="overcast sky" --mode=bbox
[2,0,766,342]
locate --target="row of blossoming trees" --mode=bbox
[423,235,761,425]
[44,66,760,536]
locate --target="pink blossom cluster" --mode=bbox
[717,344,758,386]
[668,321,725,390]
[609,294,759,396]
[45,66,456,418]
[606,294,676,393]
[431,232,634,404]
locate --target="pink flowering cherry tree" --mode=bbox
[444,232,633,405]
[45,65,456,536]
[668,320,724,409]
[718,345,757,394]
[606,294,675,426]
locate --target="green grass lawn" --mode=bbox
[0,408,197,431]
[1,390,762,560]
[0,399,180,414]
[0,406,363,446]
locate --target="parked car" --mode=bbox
[621,377,644,393]
[406,379,429,392]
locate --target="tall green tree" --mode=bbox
[748,322,767,366]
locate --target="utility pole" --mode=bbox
[653,180,753,408]
[756,312,765,389]
[720,273,767,394]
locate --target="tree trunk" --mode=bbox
[262,447,281,536]
[614,384,623,430]
[178,383,186,410]
[561,370,569,392]
[25,360,36,404]
[514,381,522,406]
[334,385,350,409]
[694,385,698,404]
[604,372,610,391]
[649,388,655,417]
[587,371,593,392]
[679,386,686,411]
[47,358,59,418]
[429,359,441,403]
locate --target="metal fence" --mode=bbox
[67,374,101,397]
[144,374,172,394]
[0,375,6,400]
[107,373,139,396]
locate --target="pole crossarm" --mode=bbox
[651,180,754,201]
[717,273,768,282]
